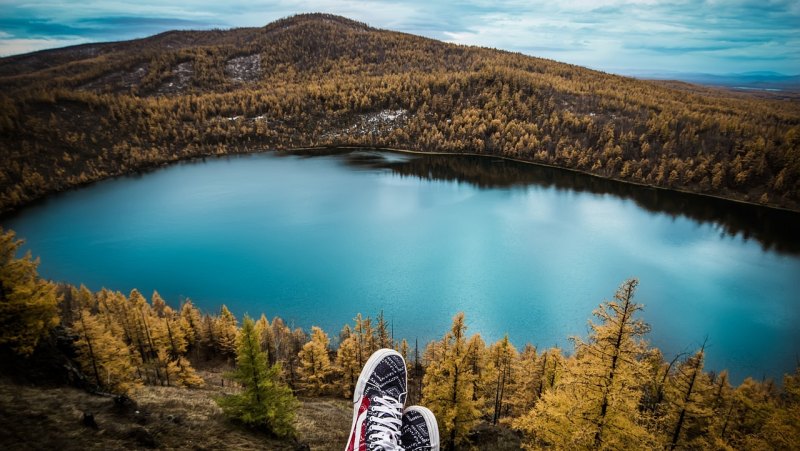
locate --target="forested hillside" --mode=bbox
[0,14,799,213]
[2,226,799,449]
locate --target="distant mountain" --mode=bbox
[631,70,800,92]
[0,13,798,212]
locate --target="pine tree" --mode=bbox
[216,315,296,437]
[421,312,481,449]
[515,279,656,449]
[298,326,333,395]
[0,228,59,355]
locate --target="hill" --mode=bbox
[0,13,799,212]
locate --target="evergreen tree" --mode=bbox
[297,326,333,395]
[216,315,296,437]
[0,228,59,355]
[421,312,481,449]
[515,279,656,449]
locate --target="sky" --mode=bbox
[0,0,798,76]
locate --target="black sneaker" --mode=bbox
[401,406,440,451]
[345,348,407,451]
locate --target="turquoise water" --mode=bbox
[3,150,799,382]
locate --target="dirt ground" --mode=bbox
[0,366,351,450]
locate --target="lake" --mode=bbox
[3,149,799,382]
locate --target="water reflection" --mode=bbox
[294,148,800,255]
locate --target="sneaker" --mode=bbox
[401,406,440,451]
[345,348,407,451]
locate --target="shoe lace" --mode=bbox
[366,392,404,450]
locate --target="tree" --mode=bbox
[758,368,800,449]
[215,304,238,358]
[515,279,656,449]
[663,345,712,449]
[504,344,539,418]
[483,335,517,425]
[216,315,296,437]
[0,228,59,355]
[375,310,390,349]
[336,334,360,397]
[421,312,481,449]
[72,307,139,394]
[297,326,333,395]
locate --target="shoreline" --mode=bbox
[287,145,800,214]
[2,144,799,218]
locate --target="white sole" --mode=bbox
[345,348,405,451]
[404,405,440,451]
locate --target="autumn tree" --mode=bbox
[216,315,296,437]
[421,312,481,449]
[0,228,59,355]
[72,307,139,394]
[335,330,360,397]
[758,367,800,449]
[215,304,238,358]
[515,278,656,449]
[483,335,517,425]
[662,345,713,449]
[297,326,333,395]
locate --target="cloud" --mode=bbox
[0,37,91,57]
[0,0,797,75]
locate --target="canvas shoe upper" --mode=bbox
[345,348,407,451]
[401,405,440,451]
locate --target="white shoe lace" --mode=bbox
[366,392,404,450]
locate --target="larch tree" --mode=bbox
[0,228,59,355]
[72,307,139,394]
[254,313,276,363]
[179,299,202,354]
[421,312,481,449]
[335,334,360,397]
[484,335,517,425]
[161,304,203,388]
[151,291,167,317]
[758,367,800,449]
[297,326,333,395]
[515,278,656,450]
[663,345,713,450]
[216,315,296,437]
[215,304,239,358]
[504,344,539,419]
[375,310,390,349]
